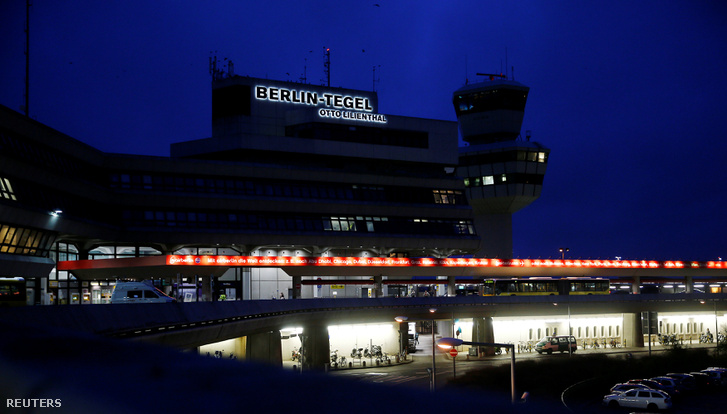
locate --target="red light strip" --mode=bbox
[164,255,727,269]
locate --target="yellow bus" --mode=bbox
[482,278,610,296]
[0,277,27,306]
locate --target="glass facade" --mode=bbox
[122,210,475,237]
[0,223,56,257]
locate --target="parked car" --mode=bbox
[535,335,577,354]
[665,373,697,391]
[688,371,715,388]
[701,368,727,386]
[602,389,672,410]
[650,376,681,396]
[110,281,176,304]
[609,383,653,394]
[626,379,674,396]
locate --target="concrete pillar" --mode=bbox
[246,330,282,366]
[472,213,513,259]
[441,319,454,339]
[398,320,409,357]
[684,276,693,293]
[242,268,251,300]
[196,275,212,301]
[374,275,383,298]
[623,313,644,348]
[292,275,302,299]
[472,316,496,356]
[447,276,456,297]
[300,324,330,371]
[212,276,219,301]
[631,276,640,294]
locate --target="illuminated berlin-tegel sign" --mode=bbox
[255,85,388,124]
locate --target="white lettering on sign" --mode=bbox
[318,108,388,124]
[255,85,374,112]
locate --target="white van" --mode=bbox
[110,281,176,304]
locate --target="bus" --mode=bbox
[455,278,610,296]
[0,277,27,306]
[482,278,610,296]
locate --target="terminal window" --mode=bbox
[0,178,16,201]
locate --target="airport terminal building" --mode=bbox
[0,73,548,304]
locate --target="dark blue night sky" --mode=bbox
[1,1,726,261]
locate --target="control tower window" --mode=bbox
[453,89,528,116]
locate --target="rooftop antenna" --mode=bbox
[300,58,308,83]
[300,50,313,84]
[465,54,468,84]
[227,59,234,78]
[322,47,331,87]
[24,0,31,117]
[372,65,380,91]
[505,46,508,79]
[208,53,232,81]
[209,53,221,81]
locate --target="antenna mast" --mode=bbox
[322,47,330,87]
[208,53,233,81]
[505,47,508,79]
[300,58,308,83]
[372,65,380,91]
[24,0,31,117]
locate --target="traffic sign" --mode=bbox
[449,348,458,357]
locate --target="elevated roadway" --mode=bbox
[3,293,724,350]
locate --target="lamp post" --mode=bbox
[559,247,569,260]
[555,301,573,356]
[429,307,437,392]
[702,299,719,354]
[438,337,517,404]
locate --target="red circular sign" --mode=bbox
[449,348,458,357]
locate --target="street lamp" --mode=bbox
[429,307,437,392]
[559,247,569,260]
[438,337,517,404]
[554,301,573,356]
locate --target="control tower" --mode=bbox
[453,74,550,258]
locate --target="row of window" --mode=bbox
[110,173,465,205]
[459,150,548,166]
[122,210,476,237]
[453,88,528,116]
[432,190,463,204]
[0,177,16,201]
[0,223,56,257]
[286,122,429,149]
[463,173,544,187]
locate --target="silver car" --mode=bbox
[609,383,653,394]
[602,389,672,411]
